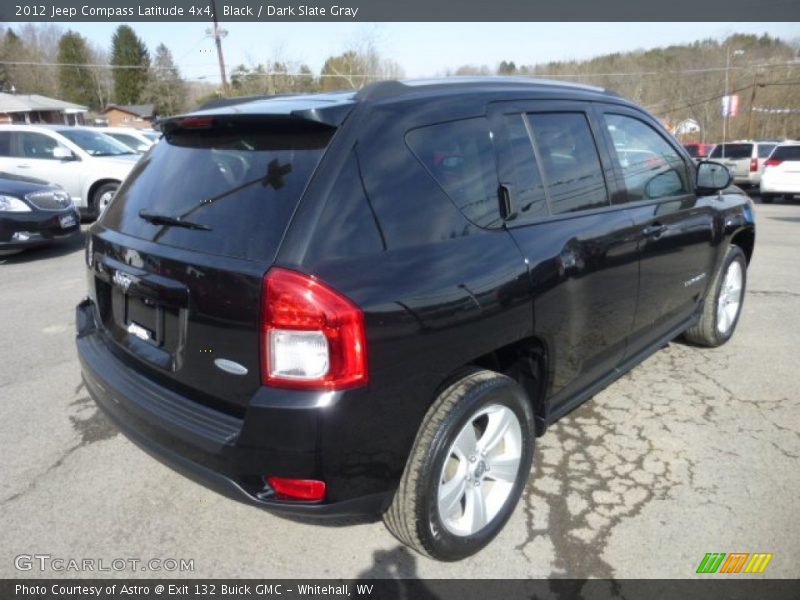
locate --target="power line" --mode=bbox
[647,80,800,116]
[1,59,798,77]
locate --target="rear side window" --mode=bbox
[502,115,548,221]
[306,150,384,262]
[406,118,501,228]
[0,131,11,156]
[710,143,752,159]
[604,114,689,202]
[771,145,800,161]
[758,144,776,158]
[527,112,608,215]
[102,120,333,263]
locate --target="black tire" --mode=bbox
[683,244,747,347]
[761,193,773,204]
[383,369,535,561]
[91,182,119,219]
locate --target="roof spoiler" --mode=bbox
[160,95,356,132]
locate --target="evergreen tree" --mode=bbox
[0,29,23,92]
[57,30,95,108]
[110,25,150,104]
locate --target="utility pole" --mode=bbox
[746,71,759,140]
[721,47,744,155]
[208,0,229,96]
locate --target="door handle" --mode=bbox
[16,164,32,169]
[642,223,668,238]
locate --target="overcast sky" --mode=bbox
[36,22,800,82]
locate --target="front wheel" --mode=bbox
[92,182,119,219]
[383,369,535,561]
[761,193,773,204]
[684,244,747,347]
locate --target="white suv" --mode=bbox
[0,125,139,218]
[760,143,800,203]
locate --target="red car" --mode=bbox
[683,143,716,160]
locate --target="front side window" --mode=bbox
[527,112,608,215]
[16,132,64,160]
[605,114,689,202]
[406,117,501,228]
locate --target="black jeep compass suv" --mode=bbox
[76,78,754,561]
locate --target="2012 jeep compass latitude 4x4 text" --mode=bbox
[77,78,755,561]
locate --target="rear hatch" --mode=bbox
[88,114,336,415]
[710,143,752,178]
[766,145,800,182]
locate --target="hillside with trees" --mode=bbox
[455,34,800,141]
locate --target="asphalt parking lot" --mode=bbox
[1,193,798,580]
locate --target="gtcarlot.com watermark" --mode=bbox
[15,554,194,573]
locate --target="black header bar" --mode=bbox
[1,0,797,22]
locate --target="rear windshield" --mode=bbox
[101,119,333,263]
[683,145,700,157]
[771,145,800,161]
[709,143,752,159]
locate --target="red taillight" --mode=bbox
[765,158,782,168]
[261,267,367,390]
[750,158,758,172]
[267,476,326,501]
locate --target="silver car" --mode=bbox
[708,141,777,187]
[0,125,139,218]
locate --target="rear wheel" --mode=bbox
[383,369,535,561]
[684,244,747,347]
[761,193,773,204]
[92,182,119,218]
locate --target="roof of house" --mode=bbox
[103,104,155,118]
[0,93,88,114]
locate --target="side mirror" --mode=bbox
[53,147,77,161]
[136,144,150,153]
[696,160,732,192]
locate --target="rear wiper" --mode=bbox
[138,210,211,231]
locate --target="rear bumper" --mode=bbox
[760,177,800,195]
[75,298,391,518]
[733,172,760,186]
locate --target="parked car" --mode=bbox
[683,142,715,161]
[97,127,155,154]
[76,78,755,561]
[139,129,161,143]
[760,142,800,203]
[0,171,80,255]
[708,140,777,186]
[0,125,139,219]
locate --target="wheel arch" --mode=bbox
[461,336,550,437]
[730,226,755,265]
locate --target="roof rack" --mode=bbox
[355,77,610,102]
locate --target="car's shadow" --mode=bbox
[0,230,86,264]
